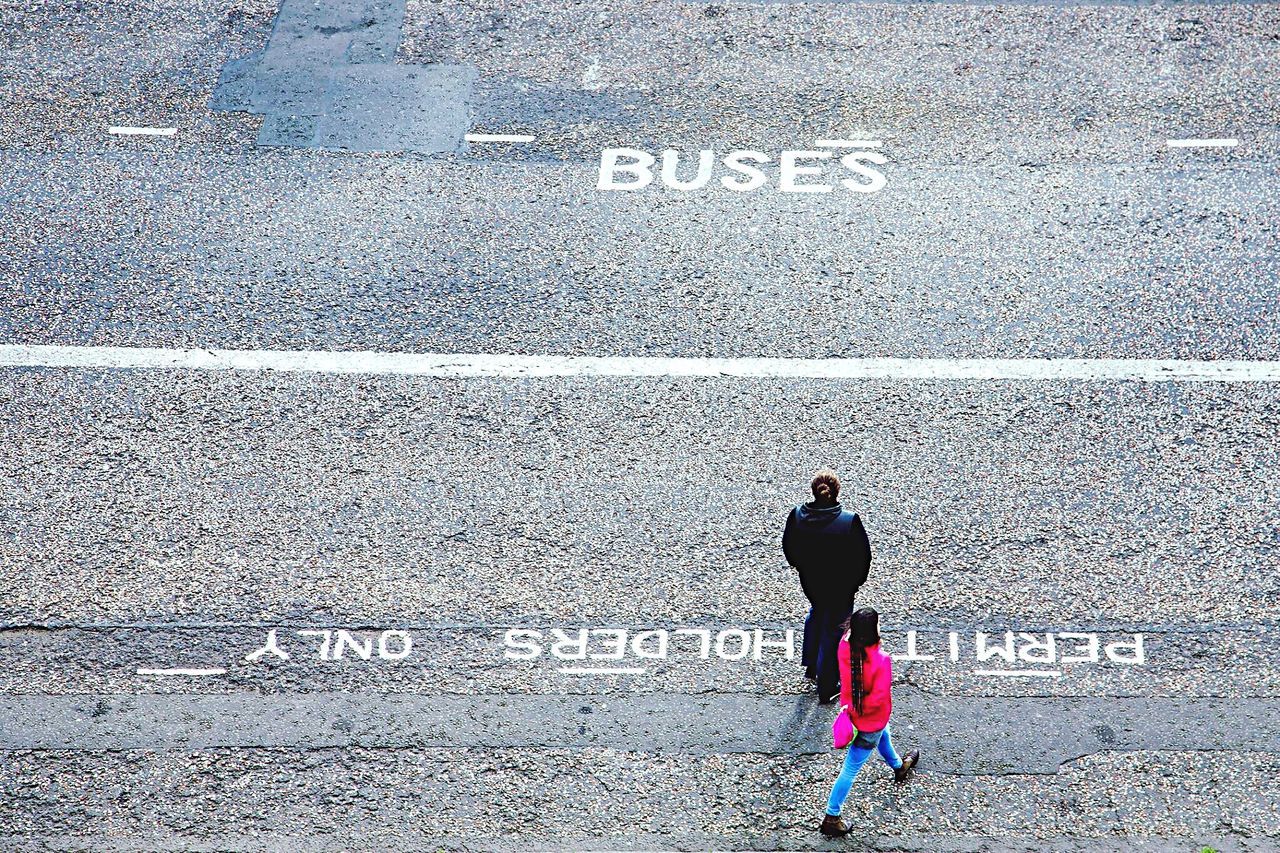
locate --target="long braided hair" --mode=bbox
[840,607,881,715]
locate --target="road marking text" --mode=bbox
[597,146,887,193]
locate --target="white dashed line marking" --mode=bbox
[814,139,883,148]
[136,667,227,676]
[107,126,177,137]
[973,669,1063,678]
[4,345,1280,383]
[464,133,536,143]
[1166,138,1238,148]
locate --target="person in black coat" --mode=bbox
[782,469,872,703]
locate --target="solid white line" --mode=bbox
[973,669,1062,678]
[1166,138,1238,148]
[464,133,536,143]
[557,667,648,675]
[815,139,882,148]
[3,345,1280,383]
[108,126,177,137]
[136,667,227,676]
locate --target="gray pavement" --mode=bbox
[6,693,1280,774]
[4,748,1280,851]
[5,374,1278,626]
[3,0,1280,849]
[3,154,1279,359]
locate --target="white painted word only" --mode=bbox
[244,628,415,663]
[597,144,887,194]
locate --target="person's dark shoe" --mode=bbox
[894,750,920,783]
[819,813,853,837]
[804,666,816,681]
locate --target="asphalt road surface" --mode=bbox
[2,0,1280,850]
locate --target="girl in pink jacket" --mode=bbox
[820,607,921,837]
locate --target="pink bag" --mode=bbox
[832,705,853,749]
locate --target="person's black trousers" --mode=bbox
[803,602,852,702]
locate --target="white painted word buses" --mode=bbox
[597,147,888,194]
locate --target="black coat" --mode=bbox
[782,501,872,607]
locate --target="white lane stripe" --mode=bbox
[1166,138,1238,148]
[3,345,1280,382]
[557,667,648,675]
[136,667,226,676]
[814,139,883,148]
[4,345,1280,382]
[464,133,535,143]
[108,126,177,137]
[973,669,1062,678]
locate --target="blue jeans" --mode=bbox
[825,725,903,816]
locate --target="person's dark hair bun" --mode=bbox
[810,469,841,504]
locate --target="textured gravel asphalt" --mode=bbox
[2,0,1279,850]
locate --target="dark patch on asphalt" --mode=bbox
[210,0,475,153]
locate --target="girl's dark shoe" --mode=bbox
[894,750,920,783]
[819,813,853,837]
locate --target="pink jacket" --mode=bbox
[838,636,893,732]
